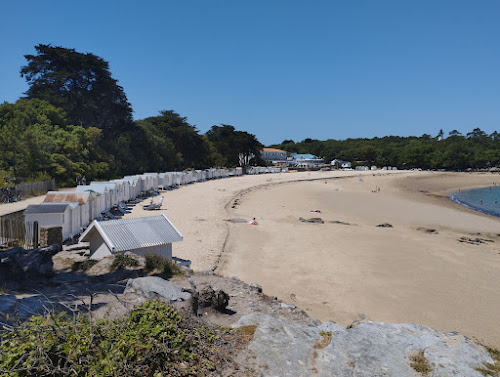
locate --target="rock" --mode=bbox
[459,237,494,245]
[0,244,61,279]
[198,285,230,311]
[299,217,324,224]
[124,276,191,302]
[0,294,17,314]
[234,314,492,377]
[376,223,393,228]
[249,283,263,293]
[417,227,438,234]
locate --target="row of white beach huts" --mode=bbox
[23,167,284,247]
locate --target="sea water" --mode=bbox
[449,186,500,217]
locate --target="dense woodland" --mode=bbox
[1,44,499,186]
[0,45,264,186]
[270,128,500,170]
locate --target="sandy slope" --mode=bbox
[127,170,500,347]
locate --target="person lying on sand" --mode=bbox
[310,210,321,213]
[247,218,258,225]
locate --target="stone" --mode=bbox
[234,314,493,377]
[124,276,191,302]
[299,217,324,224]
[0,244,61,279]
[198,285,230,311]
[0,294,17,314]
[376,223,393,228]
[249,283,263,293]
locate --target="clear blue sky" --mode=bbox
[1,1,499,145]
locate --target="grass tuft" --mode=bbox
[145,254,182,278]
[111,254,139,270]
[409,349,432,376]
[476,346,500,376]
[237,325,257,344]
[314,331,333,349]
[71,259,98,272]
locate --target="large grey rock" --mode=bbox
[124,276,191,302]
[0,294,17,313]
[234,314,492,377]
[0,244,61,278]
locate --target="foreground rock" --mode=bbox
[0,244,61,278]
[124,276,191,302]
[234,314,493,377]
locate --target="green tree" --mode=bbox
[136,110,213,169]
[21,44,133,134]
[206,124,263,167]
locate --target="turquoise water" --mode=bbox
[449,186,500,217]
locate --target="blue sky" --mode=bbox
[1,1,499,145]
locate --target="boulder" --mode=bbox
[124,276,191,302]
[0,244,61,279]
[198,285,229,311]
[234,314,493,377]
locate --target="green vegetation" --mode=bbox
[110,254,139,270]
[0,300,231,376]
[409,350,432,376]
[3,44,499,187]
[314,331,333,349]
[145,254,182,278]
[0,45,264,186]
[272,129,500,171]
[476,345,500,376]
[71,259,99,272]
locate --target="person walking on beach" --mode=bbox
[76,175,81,185]
[82,176,86,185]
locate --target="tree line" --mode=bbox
[2,45,498,186]
[271,128,500,171]
[0,45,264,186]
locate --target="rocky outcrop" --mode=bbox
[0,244,61,279]
[234,314,493,377]
[124,276,191,302]
[198,285,229,311]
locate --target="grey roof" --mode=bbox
[79,214,183,252]
[25,203,73,214]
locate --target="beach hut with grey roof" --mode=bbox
[24,202,81,244]
[79,214,183,260]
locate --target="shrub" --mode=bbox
[145,254,182,278]
[71,259,98,272]
[0,300,228,376]
[110,254,139,270]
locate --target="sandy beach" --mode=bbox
[127,170,500,348]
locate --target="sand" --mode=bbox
[126,170,500,348]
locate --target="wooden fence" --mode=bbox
[0,211,27,248]
[16,178,56,197]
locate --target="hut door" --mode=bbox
[32,221,39,248]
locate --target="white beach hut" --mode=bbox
[79,214,183,260]
[43,191,92,228]
[25,202,80,244]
